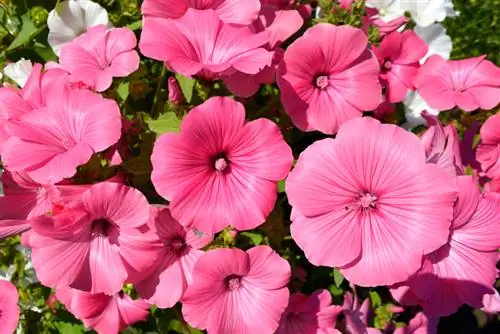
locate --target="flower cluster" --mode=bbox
[0,0,499,333]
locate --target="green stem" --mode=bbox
[150,66,167,118]
[173,306,192,334]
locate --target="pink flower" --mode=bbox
[363,8,409,38]
[277,24,382,134]
[394,312,439,334]
[419,113,463,176]
[477,113,500,179]
[286,117,457,286]
[482,290,500,314]
[139,9,273,81]
[135,207,212,308]
[0,280,20,333]
[276,290,338,334]
[415,55,500,112]
[0,171,88,239]
[223,4,303,97]
[338,0,355,9]
[182,246,291,334]
[393,176,500,316]
[56,287,149,333]
[59,25,140,92]
[373,31,428,103]
[168,76,184,104]
[141,0,261,25]
[2,85,122,184]
[29,182,158,295]
[151,97,293,234]
[0,64,69,154]
[331,292,375,334]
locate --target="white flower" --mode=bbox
[402,0,458,27]
[366,0,406,22]
[414,23,452,64]
[47,0,110,56]
[3,58,33,87]
[403,91,439,128]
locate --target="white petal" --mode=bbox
[3,58,33,87]
[414,23,452,64]
[403,91,440,128]
[404,0,458,27]
[366,0,406,22]
[47,0,109,55]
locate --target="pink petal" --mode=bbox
[81,182,150,229]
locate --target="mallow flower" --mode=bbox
[0,280,20,333]
[3,58,33,87]
[182,246,291,334]
[477,113,500,179]
[47,0,110,55]
[151,96,293,234]
[286,117,458,286]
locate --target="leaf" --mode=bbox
[145,112,182,135]
[369,290,382,308]
[333,269,344,287]
[8,14,38,51]
[278,180,285,193]
[54,322,85,334]
[128,20,142,31]
[117,81,130,101]
[240,231,263,245]
[32,44,57,62]
[175,73,196,103]
[259,205,284,248]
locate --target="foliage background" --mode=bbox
[0,0,498,333]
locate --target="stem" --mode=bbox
[173,306,192,334]
[150,66,167,118]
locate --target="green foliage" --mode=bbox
[444,0,500,64]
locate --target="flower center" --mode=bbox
[225,275,242,291]
[214,157,228,171]
[168,237,187,254]
[315,75,329,89]
[383,60,392,70]
[358,193,377,210]
[91,219,113,237]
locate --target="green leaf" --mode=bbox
[333,269,344,287]
[8,14,38,51]
[240,231,263,245]
[369,290,382,308]
[175,73,196,103]
[127,20,143,31]
[117,81,130,101]
[278,180,285,193]
[54,322,85,334]
[32,44,57,62]
[145,112,182,135]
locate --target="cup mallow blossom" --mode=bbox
[182,246,291,334]
[29,182,158,295]
[1,85,122,184]
[139,9,274,82]
[151,96,293,234]
[277,24,382,134]
[56,287,149,333]
[276,289,340,334]
[59,25,140,92]
[403,91,439,128]
[286,117,458,286]
[135,207,213,309]
[402,0,458,28]
[141,0,261,25]
[47,0,110,55]
[477,113,500,179]
[3,58,33,87]
[414,55,500,112]
[391,177,500,316]
[0,280,20,333]
[373,30,428,103]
